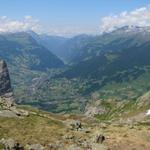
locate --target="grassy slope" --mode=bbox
[98,69,150,101]
[0,105,150,150]
[0,107,65,146]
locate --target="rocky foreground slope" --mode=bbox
[0,60,150,150]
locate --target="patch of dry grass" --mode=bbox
[0,113,65,146]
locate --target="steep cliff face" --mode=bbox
[0,59,15,110]
[0,60,12,96]
[0,59,28,117]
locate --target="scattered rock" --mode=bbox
[73,121,82,131]
[100,123,107,129]
[67,144,82,150]
[14,109,29,117]
[13,142,24,150]
[85,106,106,117]
[65,120,83,131]
[84,128,91,133]
[0,138,15,150]
[47,143,64,150]
[0,110,18,117]
[63,134,75,140]
[95,134,105,144]
[91,143,107,150]
[26,144,44,150]
[129,124,134,129]
[0,138,23,150]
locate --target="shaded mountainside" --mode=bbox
[38,26,150,65]
[55,34,96,64]
[68,26,150,65]
[0,32,64,71]
[31,32,95,64]
[60,41,150,79]
[38,34,68,60]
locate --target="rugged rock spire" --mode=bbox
[0,59,14,110]
[0,60,12,96]
[0,59,29,117]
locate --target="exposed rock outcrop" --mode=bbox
[26,144,44,150]
[0,60,12,95]
[64,119,83,131]
[85,100,107,117]
[85,106,106,117]
[0,59,28,117]
[0,60,14,109]
[0,138,24,150]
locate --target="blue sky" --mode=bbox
[0,0,150,36]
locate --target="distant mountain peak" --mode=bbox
[111,25,150,34]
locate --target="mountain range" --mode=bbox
[0,25,150,113]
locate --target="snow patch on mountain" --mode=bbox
[145,109,150,116]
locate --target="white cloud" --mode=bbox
[44,25,99,37]
[2,4,150,36]
[0,16,98,36]
[100,4,150,33]
[0,16,41,33]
